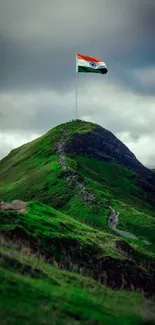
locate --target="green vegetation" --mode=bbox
[0,120,155,324]
[0,201,119,264]
[0,120,95,207]
[1,201,154,324]
[61,155,155,253]
[1,201,155,272]
[1,242,154,325]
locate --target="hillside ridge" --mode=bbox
[62,122,155,187]
[1,120,155,323]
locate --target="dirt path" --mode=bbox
[57,140,95,204]
[107,206,151,244]
[57,141,151,245]
[107,206,138,239]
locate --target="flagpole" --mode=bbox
[75,53,78,120]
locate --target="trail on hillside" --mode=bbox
[57,141,95,204]
[107,206,138,239]
[107,206,151,245]
[57,140,151,245]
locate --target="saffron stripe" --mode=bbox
[77,53,102,63]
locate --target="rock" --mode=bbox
[0,200,27,213]
[88,256,155,298]
[63,126,155,205]
[0,202,12,210]
[115,240,135,256]
[57,140,95,205]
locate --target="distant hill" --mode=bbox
[0,119,155,324]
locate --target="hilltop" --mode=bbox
[0,120,155,324]
[1,120,155,239]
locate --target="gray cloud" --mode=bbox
[0,0,155,166]
[1,80,155,137]
[0,0,155,93]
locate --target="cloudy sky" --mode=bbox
[0,0,155,167]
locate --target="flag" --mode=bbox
[76,53,108,74]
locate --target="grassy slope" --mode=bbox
[66,155,155,246]
[0,201,155,282]
[0,201,119,262]
[0,202,155,325]
[1,245,153,325]
[1,120,155,323]
[0,120,155,249]
[0,121,95,207]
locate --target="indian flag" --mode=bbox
[76,53,108,74]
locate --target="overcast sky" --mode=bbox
[0,0,155,167]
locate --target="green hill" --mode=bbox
[0,120,155,245]
[0,120,155,324]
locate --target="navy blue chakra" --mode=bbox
[89,61,96,68]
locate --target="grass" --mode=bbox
[0,154,72,207]
[0,121,155,241]
[0,201,155,279]
[0,121,155,260]
[61,155,155,251]
[0,120,155,323]
[0,201,120,264]
[0,241,154,325]
[0,120,155,254]
[0,120,95,207]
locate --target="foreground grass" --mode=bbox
[0,201,121,263]
[0,120,155,323]
[0,201,155,280]
[0,243,154,325]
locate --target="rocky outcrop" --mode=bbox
[58,252,155,298]
[61,125,155,205]
[57,140,95,205]
[57,142,67,171]
[90,256,155,298]
[0,200,27,213]
[115,240,135,256]
[63,126,154,180]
